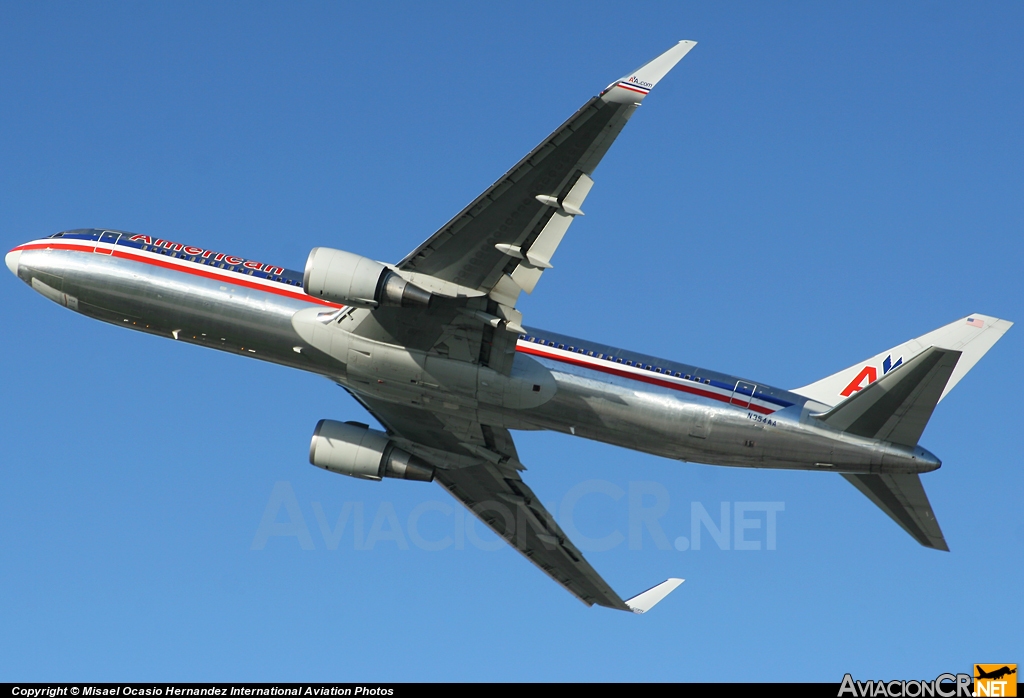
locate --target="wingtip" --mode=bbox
[625,577,685,614]
[601,41,697,104]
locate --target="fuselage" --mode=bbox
[7,229,941,476]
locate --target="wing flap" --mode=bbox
[350,392,682,612]
[435,462,630,610]
[399,98,629,296]
[398,41,696,299]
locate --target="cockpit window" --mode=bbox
[53,229,100,240]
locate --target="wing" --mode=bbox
[398,40,696,306]
[436,461,630,610]
[341,41,696,370]
[317,44,697,612]
[353,393,682,611]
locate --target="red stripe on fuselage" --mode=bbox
[516,343,775,415]
[15,240,773,413]
[12,242,341,308]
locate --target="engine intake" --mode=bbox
[309,419,435,482]
[303,247,432,309]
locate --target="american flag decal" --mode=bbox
[967,317,985,328]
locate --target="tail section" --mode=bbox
[816,347,961,448]
[801,314,1013,553]
[793,314,1012,408]
[842,473,948,551]
[816,347,957,550]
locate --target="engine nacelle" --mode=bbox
[303,247,432,309]
[309,419,435,482]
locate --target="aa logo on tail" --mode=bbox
[840,355,904,397]
[974,664,1017,697]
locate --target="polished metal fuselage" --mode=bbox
[9,237,941,476]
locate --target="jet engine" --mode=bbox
[309,419,435,482]
[303,247,432,309]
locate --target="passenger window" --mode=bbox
[616,358,623,363]
[705,379,711,385]
[655,368,662,373]
[558,344,565,350]
[675,372,681,378]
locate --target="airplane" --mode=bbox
[5,41,1012,613]
[975,667,1016,681]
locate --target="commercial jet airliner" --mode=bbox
[6,42,1012,613]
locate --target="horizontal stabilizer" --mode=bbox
[842,473,948,551]
[625,578,684,614]
[816,347,961,448]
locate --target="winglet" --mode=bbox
[602,41,696,104]
[624,578,684,614]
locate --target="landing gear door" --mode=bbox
[731,380,757,409]
[95,230,121,255]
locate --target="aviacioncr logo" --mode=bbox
[840,354,903,397]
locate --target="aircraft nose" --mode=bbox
[6,248,21,277]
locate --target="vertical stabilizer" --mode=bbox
[793,314,1011,408]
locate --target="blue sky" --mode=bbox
[1,1,1021,682]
